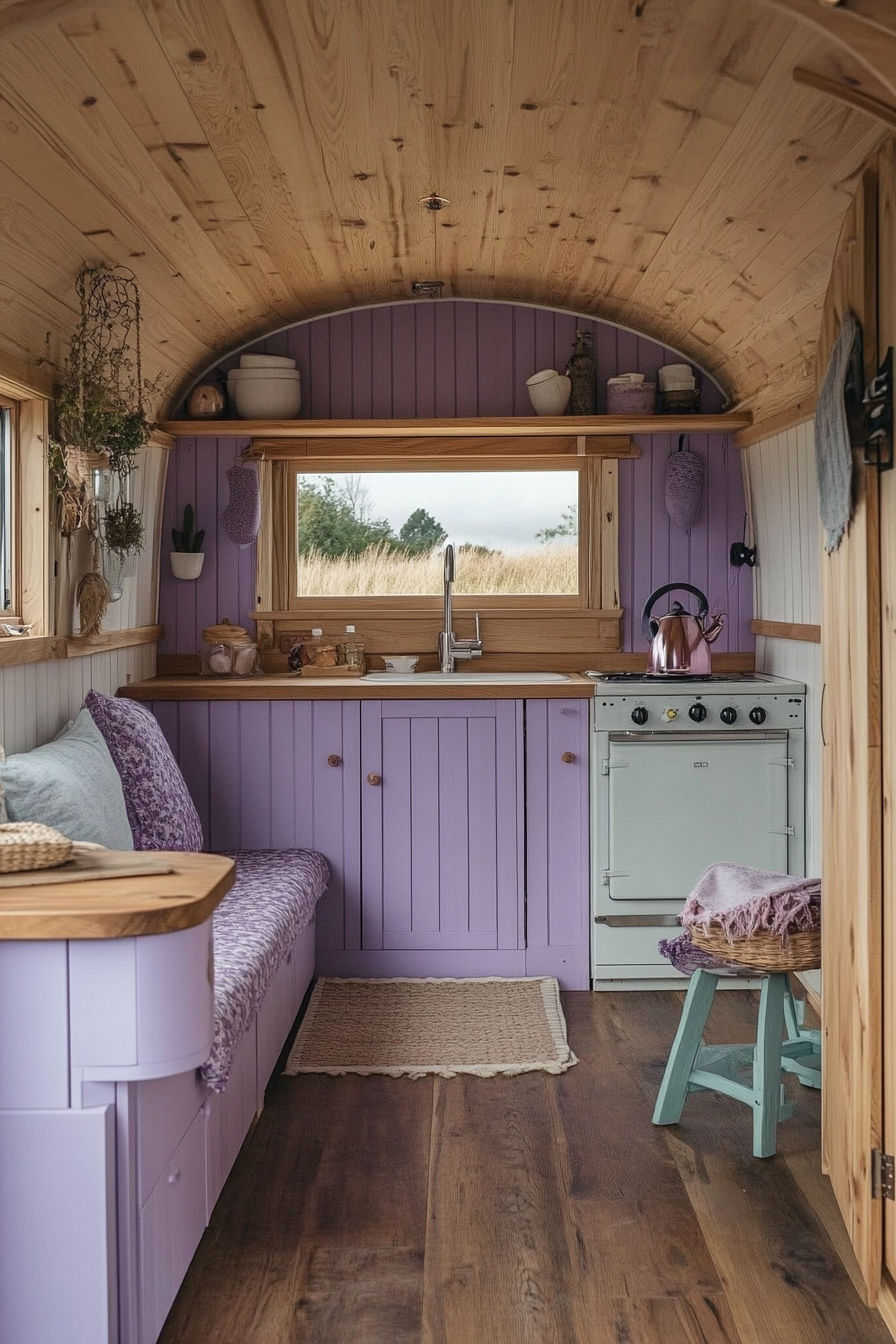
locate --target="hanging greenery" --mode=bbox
[53,265,153,467]
[46,265,163,632]
[102,500,145,562]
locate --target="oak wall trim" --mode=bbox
[751,619,821,643]
[734,401,816,447]
[0,624,163,668]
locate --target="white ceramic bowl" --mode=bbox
[239,353,296,369]
[382,656,419,674]
[228,367,301,380]
[229,378,302,418]
[526,370,571,416]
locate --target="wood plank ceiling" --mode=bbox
[0,0,891,422]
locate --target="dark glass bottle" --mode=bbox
[566,329,596,415]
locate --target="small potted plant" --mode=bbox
[171,503,206,579]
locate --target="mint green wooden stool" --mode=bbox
[652,969,821,1158]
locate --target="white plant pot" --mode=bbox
[170,551,205,580]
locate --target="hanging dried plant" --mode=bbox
[102,500,145,562]
[76,553,111,639]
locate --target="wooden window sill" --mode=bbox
[0,625,163,669]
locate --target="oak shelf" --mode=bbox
[160,413,752,438]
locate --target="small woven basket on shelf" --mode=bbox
[0,822,73,873]
[690,924,820,973]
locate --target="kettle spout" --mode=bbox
[701,613,726,645]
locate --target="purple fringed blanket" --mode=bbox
[679,863,821,941]
[657,930,746,977]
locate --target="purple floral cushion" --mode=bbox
[84,690,204,851]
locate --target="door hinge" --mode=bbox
[872,1149,895,1200]
[769,756,794,768]
[601,758,630,774]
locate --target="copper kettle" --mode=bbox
[641,583,725,675]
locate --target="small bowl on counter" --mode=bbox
[382,656,419,674]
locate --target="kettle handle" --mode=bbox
[640,583,710,643]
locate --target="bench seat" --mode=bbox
[203,848,329,1091]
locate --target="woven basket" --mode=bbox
[0,822,73,873]
[690,924,821,973]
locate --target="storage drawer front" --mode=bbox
[138,1108,207,1344]
[205,1025,257,1216]
[136,1069,205,1206]
[256,952,295,1096]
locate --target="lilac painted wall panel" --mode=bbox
[164,300,750,657]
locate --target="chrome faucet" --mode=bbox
[438,543,483,673]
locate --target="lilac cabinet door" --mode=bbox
[150,700,362,953]
[360,700,524,952]
[525,699,590,990]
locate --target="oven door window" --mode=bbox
[605,733,790,902]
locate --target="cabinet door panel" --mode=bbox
[362,701,521,953]
[525,699,590,989]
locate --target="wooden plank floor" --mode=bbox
[159,990,890,1344]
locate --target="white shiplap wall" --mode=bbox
[0,440,169,753]
[743,420,821,996]
[0,644,157,755]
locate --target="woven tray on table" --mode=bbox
[0,822,72,873]
[690,924,820,973]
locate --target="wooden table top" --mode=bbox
[0,852,235,940]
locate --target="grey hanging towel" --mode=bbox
[221,461,261,548]
[664,434,704,531]
[815,309,857,554]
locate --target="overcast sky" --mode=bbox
[300,471,577,551]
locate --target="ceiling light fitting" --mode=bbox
[419,192,451,211]
[411,281,444,297]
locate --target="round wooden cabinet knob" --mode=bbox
[327,754,343,767]
[367,772,382,786]
[561,751,576,764]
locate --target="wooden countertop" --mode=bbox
[120,673,598,701]
[0,852,235,940]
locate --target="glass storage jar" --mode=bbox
[200,619,261,677]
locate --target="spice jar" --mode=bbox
[200,618,261,677]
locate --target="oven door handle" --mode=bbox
[608,730,788,745]
[594,914,682,928]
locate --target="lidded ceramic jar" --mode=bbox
[200,618,261,677]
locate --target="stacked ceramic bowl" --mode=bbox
[227,353,301,419]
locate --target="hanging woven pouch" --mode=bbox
[664,434,704,531]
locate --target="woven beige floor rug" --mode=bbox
[282,976,578,1079]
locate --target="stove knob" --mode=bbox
[720,706,738,725]
[749,706,767,724]
[688,703,708,722]
[631,705,649,726]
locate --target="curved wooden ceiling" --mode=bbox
[0,0,891,422]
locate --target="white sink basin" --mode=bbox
[363,671,572,684]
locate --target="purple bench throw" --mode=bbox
[203,848,329,1092]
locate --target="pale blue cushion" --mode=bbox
[0,708,134,849]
